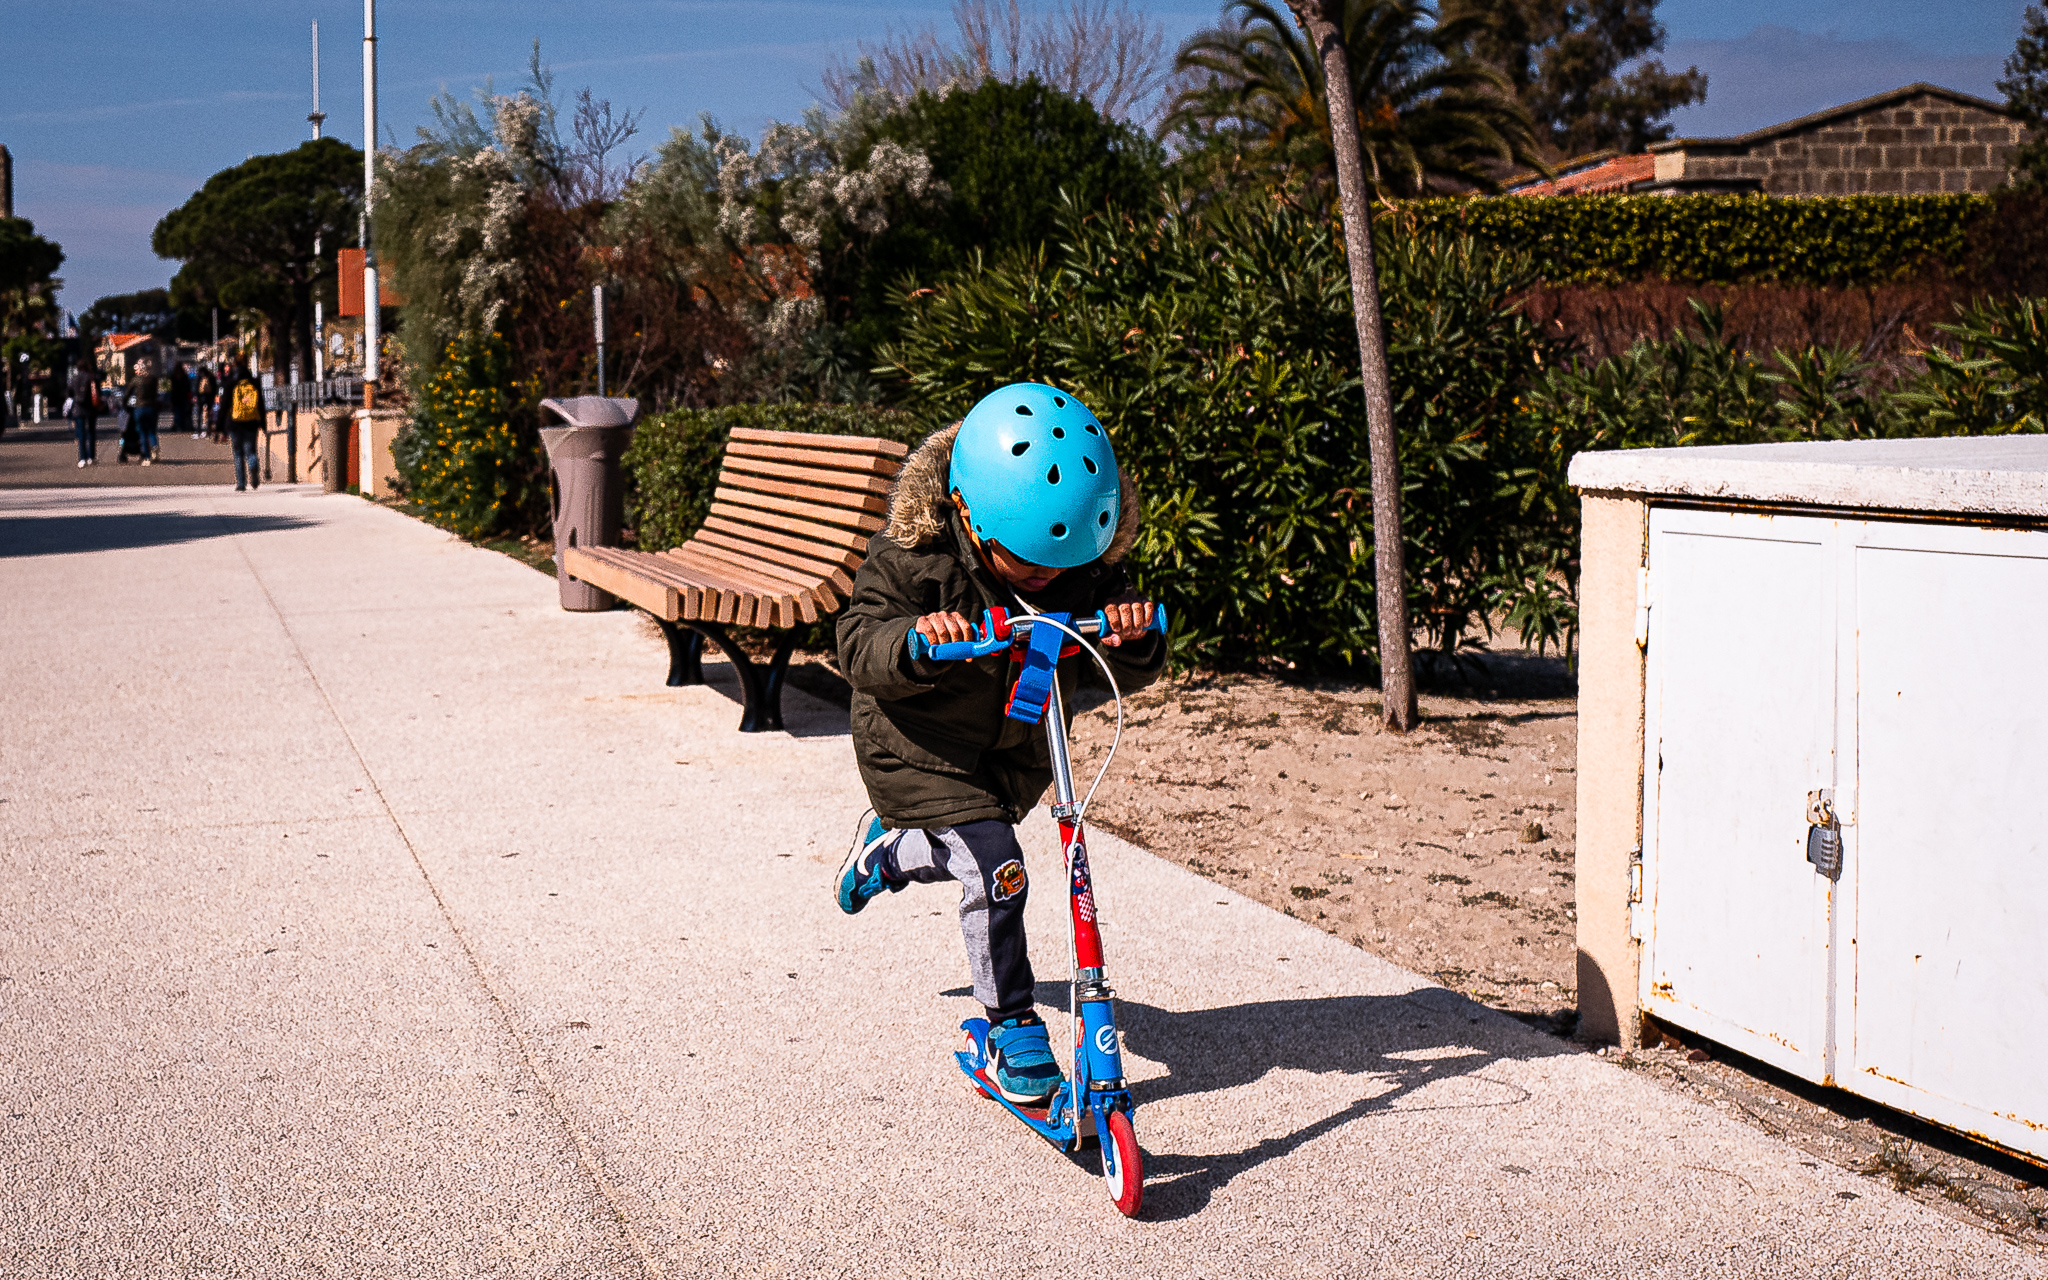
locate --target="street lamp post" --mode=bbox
[362,0,380,410]
[310,19,326,385]
[593,284,606,396]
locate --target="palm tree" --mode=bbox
[1166,0,1542,199]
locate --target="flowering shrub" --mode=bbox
[391,333,546,539]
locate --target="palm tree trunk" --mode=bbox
[1286,0,1418,731]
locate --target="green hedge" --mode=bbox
[1394,195,1991,286]
[623,403,929,552]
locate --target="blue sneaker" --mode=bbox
[987,1015,1064,1105]
[837,812,902,915]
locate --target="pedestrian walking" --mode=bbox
[170,360,194,438]
[194,363,218,439]
[66,361,98,466]
[129,360,161,465]
[219,358,264,491]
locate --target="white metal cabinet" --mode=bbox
[1641,508,1839,1083]
[1847,523,2048,1158]
[1642,509,2048,1160]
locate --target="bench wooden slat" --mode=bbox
[661,547,816,626]
[659,540,811,618]
[563,547,679,619]
[669,542,838,613]
[692,526,856,596]
[707,499,881,554]
[586,545,757,624]
[722,457,896,502]
[721,467,892,514]
[728,427,910,461]
[712,487,887,537]
[699,513,865,567]
[724,453,898,494]
[724,440,905,480]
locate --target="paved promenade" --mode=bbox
[1,483,2033,1278]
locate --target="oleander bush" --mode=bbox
[877,196,1574,670]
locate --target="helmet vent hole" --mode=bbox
[1082,456,1097,474]
[1051,523,1068,538]
[1098,510,1111,527]
[1084,421,1100,434]
[1047,465,1061,485]
[1052,426,1065,439]
[1011,441,1030,456]
[1054,396,1067,407]
[1014,404,1033,416]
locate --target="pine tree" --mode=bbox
[1998,4,2048,189]
[1442,0,1705,160]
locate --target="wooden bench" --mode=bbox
[562,426,910,732]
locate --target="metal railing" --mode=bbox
[264,377,365,413]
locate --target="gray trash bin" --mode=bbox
[316,408,351,494]
[539,395,639,611]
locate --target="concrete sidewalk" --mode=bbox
[1,484,2031,1278]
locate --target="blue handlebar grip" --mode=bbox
[908,616,1001,662]
[1090,604,1170,641]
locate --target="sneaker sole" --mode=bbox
[837,810,886,914]
[988,1028,1064,1105]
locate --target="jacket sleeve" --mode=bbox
[837,544,946,702]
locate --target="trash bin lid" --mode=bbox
[541,396,639,428]
[540,396,639,462]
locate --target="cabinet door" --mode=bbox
[1643,509,1838,1082]
[1848,523,2048,1160]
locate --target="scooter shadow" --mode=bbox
[976,982,1579,1221]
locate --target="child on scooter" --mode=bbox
[835,383,1164,1105]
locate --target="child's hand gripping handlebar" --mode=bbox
[907,605,1169,662]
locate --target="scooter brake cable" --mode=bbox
[1005,597,1125,825]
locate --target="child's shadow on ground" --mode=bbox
[942,983,1576,1221]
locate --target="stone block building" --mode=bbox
[1640,83,2026,196]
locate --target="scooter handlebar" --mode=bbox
[907,605,1168,663]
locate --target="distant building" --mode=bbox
[1506,151,1655,196]
[96,333,162,384]
[1508,83,2028,198]
[1,143,13,218]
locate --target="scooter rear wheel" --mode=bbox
[1099,1109,1143,1217]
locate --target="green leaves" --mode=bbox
[392,334,546,541]
[1398,194,1990,287]
[878,195,1570,671]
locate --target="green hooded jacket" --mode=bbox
[836,423,1166,830]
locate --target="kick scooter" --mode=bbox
[909,604,1166,1218]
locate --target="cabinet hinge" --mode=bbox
[1627,847,1644,940]
[1633,567,1652,649]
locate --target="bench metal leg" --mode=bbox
[657,620,706,687]
[660,618,795,733]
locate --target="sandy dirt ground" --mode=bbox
[1069,663,1581,1026]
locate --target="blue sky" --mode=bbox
[0,0,2032,310]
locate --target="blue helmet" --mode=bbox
[949,382,1121,569]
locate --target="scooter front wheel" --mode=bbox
[1099,1108,1143,1217]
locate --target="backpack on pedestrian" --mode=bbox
[231,380,261,424]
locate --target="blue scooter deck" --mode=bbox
[953,1018,1094,1151]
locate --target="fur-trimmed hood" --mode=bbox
[883,421,1141,565]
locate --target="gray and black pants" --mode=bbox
[873,819,1036,1022]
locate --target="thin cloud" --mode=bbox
[1660,25,2006,138]
[0,90,296,127]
